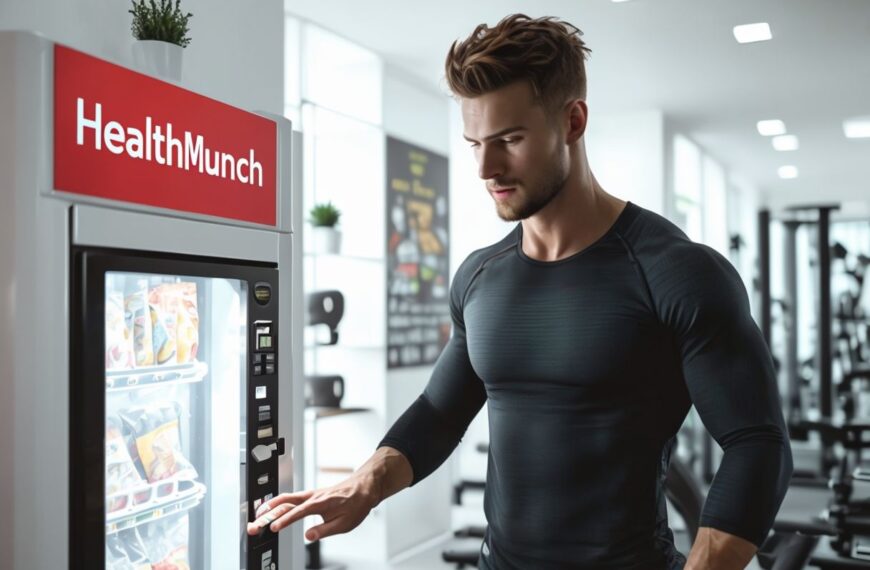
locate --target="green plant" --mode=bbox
[308,202,341,227]
[129,0,193,48]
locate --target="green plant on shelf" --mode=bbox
[308,201,342,228]
[129,0,193,48]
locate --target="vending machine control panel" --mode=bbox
[248,298,284,568]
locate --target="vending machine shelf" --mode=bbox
[106,478,207,534]
[106,361,208,391]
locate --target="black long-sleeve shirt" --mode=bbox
[379,201,792,569]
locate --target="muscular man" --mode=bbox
[248,14,792,569]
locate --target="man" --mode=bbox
[248,14,792,569]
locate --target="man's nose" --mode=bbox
[477,145,503,181]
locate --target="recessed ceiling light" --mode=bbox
[733,23,772,44]
[778,165,798,179]
[757,120,786,136]
[772,135,799,151]
[844,116,870,139]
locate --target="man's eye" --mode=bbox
[502,137,521,144]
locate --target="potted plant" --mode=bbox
[309,201,342,255]
[129,0,193,81]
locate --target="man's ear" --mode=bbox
[565,99,588,144]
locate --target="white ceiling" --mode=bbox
[287,0,870,210]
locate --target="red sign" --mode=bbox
[54,45,277,226]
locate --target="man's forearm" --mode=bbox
[353,446,414,507]
[684,527,757,570]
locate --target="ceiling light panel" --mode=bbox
[778,165,798,179]
[772,135,799,151]
[757,120,786,136]
[733,23,772,44]
[844,116,870,139]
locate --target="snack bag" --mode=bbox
[125,286,154,367]
[106,418,146,512]
[139,513,191,570]
[106,529,151,570]
[106,292,135,370]
[174,283,199,364]
[119,403,197,483]
[149,285,178,366]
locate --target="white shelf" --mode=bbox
[105,361,208,391]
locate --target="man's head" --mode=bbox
[446,14,592,221]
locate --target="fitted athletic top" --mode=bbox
[379,201,792,569]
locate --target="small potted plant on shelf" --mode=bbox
[129,0,193,81]
[309,201,342,255]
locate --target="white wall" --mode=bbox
[586,110,666,215]
[0,0,284,114]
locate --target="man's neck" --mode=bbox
[520,177,626,263]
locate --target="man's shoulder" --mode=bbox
[616,203,741,300]
[452,226,519,294]
[619,203,727,270]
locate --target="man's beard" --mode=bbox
[493,168,569,222]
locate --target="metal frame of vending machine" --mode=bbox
[0,31,306,570]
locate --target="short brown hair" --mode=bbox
[445,14,592,111]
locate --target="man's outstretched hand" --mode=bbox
[246,446,413,540]
[246,476,380,541]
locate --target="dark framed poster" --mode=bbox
[386,137,450,369]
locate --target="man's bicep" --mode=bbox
[423,328,487,428]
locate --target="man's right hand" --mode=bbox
[246,445,413,541]
[246,474,380,541]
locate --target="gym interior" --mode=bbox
[2,1,870,569]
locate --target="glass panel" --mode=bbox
[302,104,385,260]
[702,156,728,255]
[104,272,247,570]
[673,134,702,242]
[302,24,382,125]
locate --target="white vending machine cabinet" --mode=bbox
[0,31,305,570]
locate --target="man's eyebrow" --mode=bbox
[462,126,527,143]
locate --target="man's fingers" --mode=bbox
[305,515,352,542]
[246,501,298,536]
[266,498,331,533]
[257,490,315,516]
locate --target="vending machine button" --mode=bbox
[255,386,267,399]
[257,425,274,439]
[265,363,275,375]
[257,473,269,485]
[258,405,271,422]
[251,443,278,463]
[254,364,263,376]
[253,354,263,364]
[261,549,272,570]
[265,353,275,363]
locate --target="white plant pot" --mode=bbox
[312,226,342,255]
[131,40,183,82]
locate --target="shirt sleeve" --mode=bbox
[378,262,488,486]
[648,241,793,547]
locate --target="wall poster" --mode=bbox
[386,137,450,369]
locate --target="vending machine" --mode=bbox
[0,31,305,570]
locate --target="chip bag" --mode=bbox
[125,286,154,367]
[106,292,135,371]
[119,403,198,483]
[106,417,147,512]
[139,513,191,570]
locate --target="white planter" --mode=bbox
[312,226,342,255]
[131,40,183,82]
